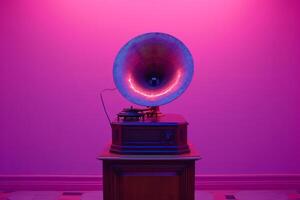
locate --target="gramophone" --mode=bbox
[110,32,194,155]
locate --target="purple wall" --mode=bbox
[0,0,299,175]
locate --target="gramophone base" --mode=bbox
[110,144,190,155]
[110,114,189,155]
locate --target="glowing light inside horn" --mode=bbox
[128,70,182,99]
[113,32,194,106]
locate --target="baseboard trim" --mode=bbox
[0,174,299,191]
[0,175,102,191]
[195,174,300,190]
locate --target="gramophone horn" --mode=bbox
[113,32,194,106]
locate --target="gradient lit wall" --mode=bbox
[0,0,299,175]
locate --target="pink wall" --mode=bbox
[0,0,299,175]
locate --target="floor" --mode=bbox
[0,190,300,200]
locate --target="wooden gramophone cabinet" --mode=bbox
[98,146,200,200]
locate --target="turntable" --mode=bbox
[109,32,194,155]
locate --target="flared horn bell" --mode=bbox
[113,32,194,106]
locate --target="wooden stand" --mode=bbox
[98,146,200,200]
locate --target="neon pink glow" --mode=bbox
[0,0,300,176]
[128,71,182,99]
